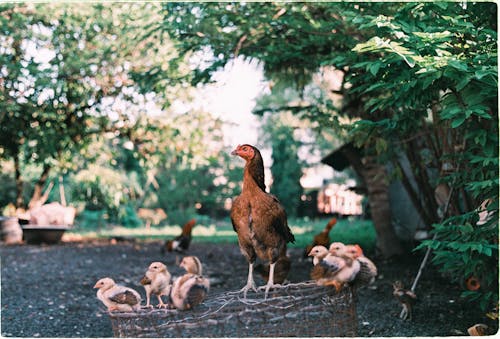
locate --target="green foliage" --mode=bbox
[260,114,303,217]
[156,1,498,309]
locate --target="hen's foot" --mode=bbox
[258,283,283,299]
[240,281,258,299]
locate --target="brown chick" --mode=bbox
[230,144,295,299]
[254,255,291,284]
[304,217,337,258]
[161,219,196,253]
[311,244,361,291]
[171,256,210,310]
[94,277,141,312]
[393,281,417,320]
[308,245,330,266]
[140,262,172,308]
[351,244,377,289]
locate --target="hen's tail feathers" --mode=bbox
[181,219,196,236]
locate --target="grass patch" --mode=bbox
[67,216,376,253]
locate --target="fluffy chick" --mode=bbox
[170,273,210,310]
[94,277,141,312]
[351,244,377,288]
[140,262,172,308]
[311,244,360,291]
[308,245,330,266]
[179,255,204,275]
[171,256,210,310]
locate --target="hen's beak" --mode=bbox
[231,145,240,156]
[93,283,100,289]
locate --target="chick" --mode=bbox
[179,256,203,275]
[94,277,141,312]
[351,244,377,288]
[392,280,417,320]
[170,273,210,310]
[140,262,172,309]
[329,242,347,256]
[171,256,210,310]
[311,244,361,291]
[308,245,330,266]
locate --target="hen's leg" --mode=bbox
[258,262,283,299]
[240,262,257,298]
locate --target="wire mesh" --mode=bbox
[108,281,357,337]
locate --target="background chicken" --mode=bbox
[140,262,172,308]
[171,256,209,310]
[230,144,295,298]
[94,277,141,312]
[304,217,337,258]
[161,218,196,253]
[310,244,360,291]
[393,280,417,320]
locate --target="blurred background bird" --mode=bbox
[310,244,361,291]
[230,144,295,298]
[140,261,172,308]
[171,256,209,310]
[304,217,337,258]
[392,280,417,320]
[94,277,141,312]
[161,218,196,254]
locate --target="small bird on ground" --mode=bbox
[161,218,196,253]
[308,245,330,266]
[392,280,417,320]
[171,256,210,310]
[304,217,337,257]
[310,244,361,291]
[94,277,141,312]
[140,262,172,308]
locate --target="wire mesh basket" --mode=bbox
[108,281,357,337]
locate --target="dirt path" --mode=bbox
[1,240,496,337]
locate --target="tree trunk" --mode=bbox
[340,145,403,258]
[361,156,404,257]
[14,153,23,208]
[28,164,52,209]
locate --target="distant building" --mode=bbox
[317,183,364,216]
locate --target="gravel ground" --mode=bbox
[1,239,497,337]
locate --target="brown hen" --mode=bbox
[230,144,295,298]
